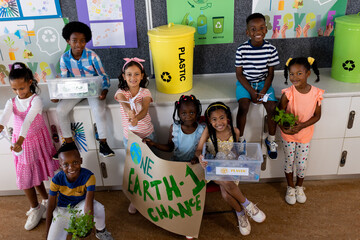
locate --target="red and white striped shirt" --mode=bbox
[115,88,154,139]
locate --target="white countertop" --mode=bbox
[1,68,360,110]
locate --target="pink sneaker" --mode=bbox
[128,203,137,214]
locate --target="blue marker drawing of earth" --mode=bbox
[130,142,142,165]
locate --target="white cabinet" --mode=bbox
[149,104,174,143]
[0,110,13,154]
[337,138,360,175]
[229,103,265,142]
[345,97,360,138]
[312,97,350,139]
[260,142,286,179]
[98,149,126,186]
[0,154,18,191]
[80,150,103,187]
[100,106,125,149]
[306,139,343,176]
[47,108,98,151]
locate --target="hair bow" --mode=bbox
[285,58,292,67]
[307,57,315,66]
[14,64,22,69]
[122,57,145,71]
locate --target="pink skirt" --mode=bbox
[13,126,59,190]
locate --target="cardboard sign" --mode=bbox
[123,131,206,238]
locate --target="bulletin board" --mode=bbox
[75,0,138,49]
[53,0,359,77]
[0,0,62,21]
[0,18,68,81]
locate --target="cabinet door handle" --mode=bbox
[347,111,355,129]
[340,151,347,167]
[261,154,267,171]
[100,162,108,178]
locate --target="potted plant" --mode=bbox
[64,204,95,240]
[273,107,298,130]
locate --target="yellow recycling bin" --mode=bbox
[148,23,196,94]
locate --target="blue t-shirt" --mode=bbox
[49,168,96,207]
[172,122,205,162]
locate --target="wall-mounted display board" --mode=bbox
[166,0,234,45]
[0,18,68,83]
[76,0,138,49]
[253,0,348,39]
[0,0,62,21]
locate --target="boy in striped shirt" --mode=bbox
[46,145,113,240]
[235,13,280,159]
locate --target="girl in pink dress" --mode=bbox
[0,62,59,230]
[279,57,324,205]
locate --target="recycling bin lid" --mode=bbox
[335,13,360,26]
[148,23,196,38]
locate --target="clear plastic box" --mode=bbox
[47,76,103,99]
[202,142,263,182]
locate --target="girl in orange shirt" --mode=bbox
[279,57,324,205]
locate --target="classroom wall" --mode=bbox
[60,0,360,78]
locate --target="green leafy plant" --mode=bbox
[273,107,298,129]
[64,204,95,240]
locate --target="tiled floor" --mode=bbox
[0,178,359,240]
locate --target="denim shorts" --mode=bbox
[236,80,277,102]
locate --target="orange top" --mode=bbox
[280,85,325,143]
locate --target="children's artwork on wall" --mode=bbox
[19,0,60,17]
[123,132,206,238]
[0,0,20,19]
[76,0,137,48]
[87,0,123,21]
[252,0,348,39]
[0,0,62,20]
[71,122,88,152]
[166,0,235,45]
[0,18,68,84]
[90,22,125,47]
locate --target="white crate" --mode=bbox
[47,76,102,99]
[203,142,263,182]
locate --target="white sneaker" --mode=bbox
[95,228,114,240]
[185,236,194,239]
[244,202,266,223]
[128,203,137,214]
[295,186,307,203]
[285,186,296,205]
[41,199,48,219]
[24,204,46,230]
[238,214,251,236]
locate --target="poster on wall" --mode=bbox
[167,0,235,45]
[0,0,62,21]
[0,18,68,84]
[123,132,206,238]
[76,0,137,49]
[252,0,348,39]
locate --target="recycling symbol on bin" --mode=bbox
[161,72,172,82]
[215,21,222,29]
[342,60,355,72]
